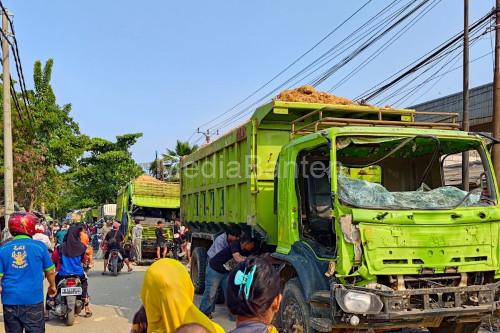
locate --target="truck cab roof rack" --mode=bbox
[287,104,459,136]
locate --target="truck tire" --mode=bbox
[429,322,481,333]
[191,247,207,294]
[279,278,314,333]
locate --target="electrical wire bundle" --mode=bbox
[0,0,34,130]
[190,0,445,144]
[355,8,495,107]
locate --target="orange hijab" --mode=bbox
[80,231,90,246]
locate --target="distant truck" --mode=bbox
[115,175,180,261]
[181,100,500,332]
[99,204,116,221]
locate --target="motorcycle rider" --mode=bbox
[0,212,57,332]
[103,222,133,274]
[48,224,92,318]
[33,224,52,250]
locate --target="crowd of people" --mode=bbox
[0,212,280,333]
[131,226,282,333]
[0,212,139,332]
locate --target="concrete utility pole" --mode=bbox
[2,9,13,239]
[493,0,500,186]
[462,0,470,191]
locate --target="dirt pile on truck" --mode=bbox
[275,85,356,105]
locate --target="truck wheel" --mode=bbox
[429,322,481,333]
[191,247,207,294]
[280,278,314,333]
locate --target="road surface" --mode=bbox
[0,259,494,332]
[0,260,235,333]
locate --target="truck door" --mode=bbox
[296,143,336,259]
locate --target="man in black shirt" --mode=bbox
[198,234,257,317]
[155,221,168,259]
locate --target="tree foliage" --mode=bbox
[7,59,88,211]
[0,59,143,217]
[64,134,143,209]
[156,140,198,181]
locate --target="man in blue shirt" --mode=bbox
[206,227,241,260]
[199,233,255,318]
[0,212,56,333]
[202,227,241,316]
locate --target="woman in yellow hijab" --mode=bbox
[140,259,225,333]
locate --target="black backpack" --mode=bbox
[107,230,119,247]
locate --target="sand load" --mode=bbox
[274,85,357,105]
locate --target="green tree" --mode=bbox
[8,59,88,211]
[65,133,143,209]
[162,140,198,180]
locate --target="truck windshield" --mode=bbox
[336,135,495,210]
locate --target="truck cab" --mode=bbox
[275,108,500,332]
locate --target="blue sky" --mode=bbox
[8,1,496,162]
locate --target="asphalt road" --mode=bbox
[0,260,494,332]
[0,260,235,333]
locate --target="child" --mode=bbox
[225,257,282,333]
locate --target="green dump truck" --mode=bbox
[116,175,180,261]
[181,100,500,332]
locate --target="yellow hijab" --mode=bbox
[141,259,225,333]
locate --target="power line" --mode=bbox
[191,0,375,136]
[371,16,492,106]
[328,0,441,92]
[206,0,415,133]
[311,0,433,87]
[0,1,34,123]
[374,51,492,105]
[356,9,494,102]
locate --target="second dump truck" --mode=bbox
[181,99,500,332]
[116,175,180,261]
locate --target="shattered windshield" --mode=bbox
[336,135,494,210]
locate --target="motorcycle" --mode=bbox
[47,276,83,326]
[107,249,124,276]
[168,233,182,261]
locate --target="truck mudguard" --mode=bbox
[272,242,330,300]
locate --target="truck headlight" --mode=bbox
[335,288,384,314]
[344,292,372,313]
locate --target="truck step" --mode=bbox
[310,317,332,332]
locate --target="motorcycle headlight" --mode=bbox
[335,288,384,314]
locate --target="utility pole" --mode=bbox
[493,0,500,186]
[197,128,218,144]
[155,150,163,181]
[2,9,13,239]
[462,0,470,191]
